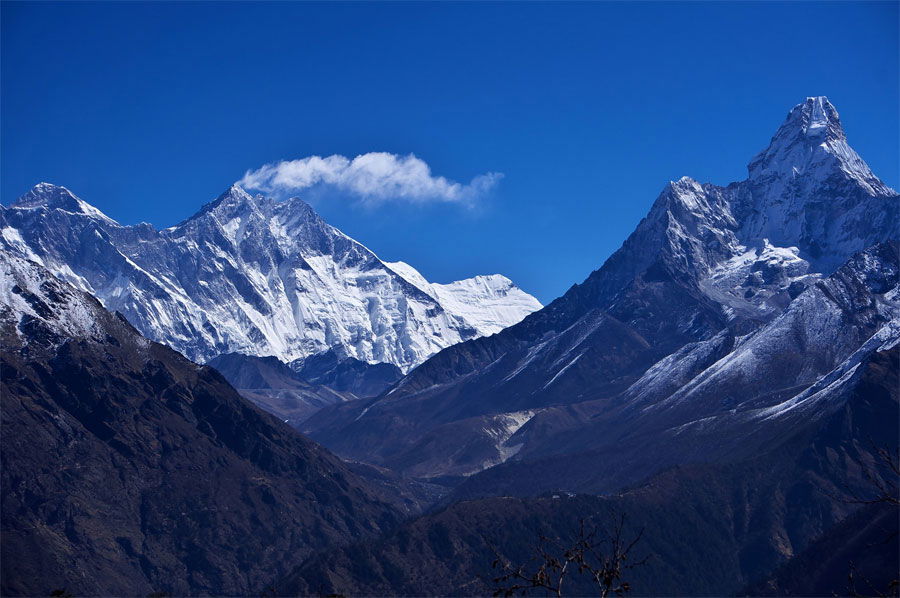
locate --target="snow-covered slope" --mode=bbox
[304,97,899,480]
[0,250,120,347]
[614,97,897,325]
[0,183,541,371]
[0,247,408,597]
[387,261,542,336]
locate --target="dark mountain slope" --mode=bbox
[292,350,402,398]
[207,351,313,390]
[746,502,898,597]
[304,96,899,482]
[0,251,401,596]
[280,347,898,596]
[444,242,899,495]
[207,352,352,425]
[305,251,729,477]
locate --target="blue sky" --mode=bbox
[2,1,897,304]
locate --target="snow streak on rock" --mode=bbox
[0,184,541,372]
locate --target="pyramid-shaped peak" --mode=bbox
[12,183,117,224]
[746,96,893,196]
[214,183,255,207]
[15,182,80,207]
[187,184,259,220]
[223,183,252,200]
[757,97,845,159]
[668,175,703,192]
[781,96,843,140]
[179,184,327,240]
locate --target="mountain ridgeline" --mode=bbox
[304,96,899,482]
[0,252,404,596]
[0,183,541,372]
[205,351,403,427]
[283,96,899,595]
[0,96,897,597]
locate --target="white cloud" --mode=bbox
[238,152,502,206]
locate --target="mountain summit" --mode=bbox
[0,183,541,371]
[9,182,118,224]
[748,96,890,196]
[304,97,899,483]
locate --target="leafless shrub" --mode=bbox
[490,514,646,597]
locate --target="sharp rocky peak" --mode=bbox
[783,96,844,141]
[646,96,895,241]
[594,96,896,303]
[188,184,259,219]
[11,183,117,224]
[187,184,321,226]
[747,96,892,196]
[646,176,731,230]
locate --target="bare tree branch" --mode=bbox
[837,441,900,507]
[489,513,646,597]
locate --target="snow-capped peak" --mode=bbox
[187,183,258,220]
[800,95,834,139]
[786,96,843,140]
[11,183,119,225]
[1,182,542,371]
[747,96,892,197]
[593,97,897,325]
[669,175,703,193]
[386,260,542,337]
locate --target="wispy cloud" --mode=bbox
[238,152,502,206]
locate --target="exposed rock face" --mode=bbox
[291,350,403,399]
[0,183,541,372]
[206,352,355,425]
[0,250,402,596]
[304,97,899,483]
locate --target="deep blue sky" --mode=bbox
[3,1,897,303]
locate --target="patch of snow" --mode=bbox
[542,353,582,389]
[1,184,541,372]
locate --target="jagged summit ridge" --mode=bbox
[748,96,892,196]
[10,182,119,224]
[186,183,259,221]
[0,183,541,370]
[301,97,899,480]
[635,97,899,313]
[185,183,321,228]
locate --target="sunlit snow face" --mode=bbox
[0,182,541,372]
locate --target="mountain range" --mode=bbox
[0,183,540,372]
[0,96,896,597]
[304,96,899,484]
[0,251,404,595]
[281,95,899,595]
